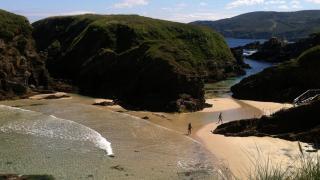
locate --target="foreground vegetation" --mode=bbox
[247,145,319,180]
[217,144,320,180]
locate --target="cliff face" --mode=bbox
[33,14,242,112]
[0,10,49,100]
[231,45,320,103]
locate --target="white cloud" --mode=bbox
[265,0,286,4]
[13,10,95,18]
[226,0,264,9]
[226,0,304,9]
[166,12,236,23]
[199,2,208,6]
[113,0,149,8]
[290,0,302,8]
[306,0,320,3]
[278,4,289,9]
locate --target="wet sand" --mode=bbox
[1,93,317,179]
[104,97,318,179]
[0,94,220,179]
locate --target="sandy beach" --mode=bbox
[0,93,318,179]
[0,94,219,179]
[103,97,319,179]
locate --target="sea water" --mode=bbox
[205,38,273,98]
[0,104,114,179]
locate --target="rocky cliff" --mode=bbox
[232,45,320,102]
[249,34,320,62]
[0,10,49,100]
[33,14,242,112]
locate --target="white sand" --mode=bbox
[201,98,242,112]
[196,99,319,179]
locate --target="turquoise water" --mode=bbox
[205,38,273,98]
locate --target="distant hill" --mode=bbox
[191,10,320,40]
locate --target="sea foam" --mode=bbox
[0,105,113,156]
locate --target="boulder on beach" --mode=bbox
[29,92,70,100]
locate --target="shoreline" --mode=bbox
[1,92,316,179]
[102,96,318,179]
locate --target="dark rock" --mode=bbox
[230,47,251,69]
[93,100,115,106]
[232,45,320,103]
[248,37,287,62]
[0,10,50,100]
[249,33,320,63]
[141,116,149,120]
[32,14,242,112]
[214,99,320,145]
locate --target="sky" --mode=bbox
[1,0,320,23]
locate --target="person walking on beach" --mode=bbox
[24,70,31,86]
[217,112,223,124]
[187,123,192,135]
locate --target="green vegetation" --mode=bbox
[33,14,240,111]
[0,9,31,41]
[191,10,320,40]
[216,145,320,180]
[0,9,49,100]
[33,14,235,74]
[232,45,320,102]
[247,145,320,180]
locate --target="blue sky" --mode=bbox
[1,0,320,23]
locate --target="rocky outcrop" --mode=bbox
[32,14,242,112]
[0,10,50,100]
[249,33,320,62]
[230,47,250,69]
[214,99,320,144]
[232,45,320,103]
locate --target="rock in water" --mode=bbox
[0,10,50,100]
[32,14,243,112]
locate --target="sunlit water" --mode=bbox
[205,38,272,98]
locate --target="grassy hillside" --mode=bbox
[0,9,49,99]
[191,10,320,40]
[231,45,320,102]
[33,14,241,111]
[0,9,32,41]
